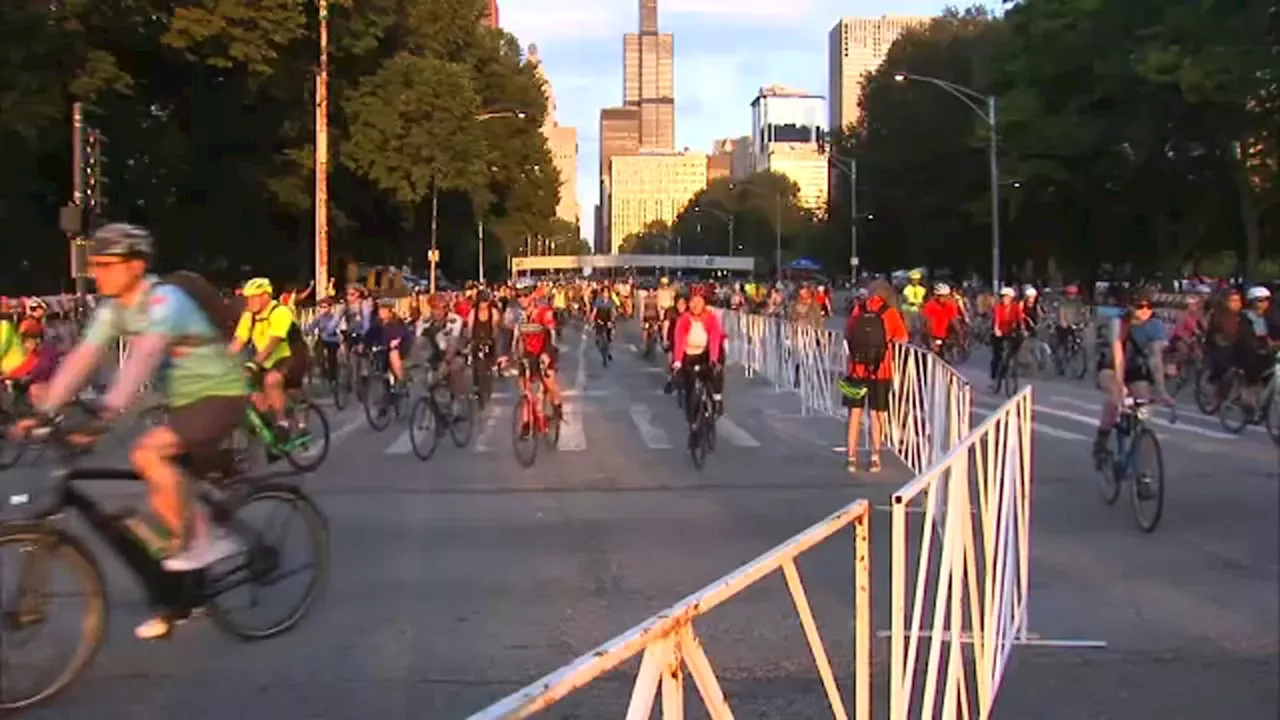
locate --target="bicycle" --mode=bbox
[595,320,613,367]
[0,422,329,710]
[511,357,560,468]
[315,339,350,411]
[686,365,718,470]
[1095,396,1167,533]
[408,366,474,461]
[991,336,1022,399]
[1218,354,1278,439]
[0,382,112,470]
[361,345,407,431]
[470,340,497,411]
[1052,325,1089,380]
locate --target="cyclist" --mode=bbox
[921,283,961,357]
[901,270,926,340]
[13,223,247,639]
[307,297,344,387]
[505,283,563,433]
[420,293,468,408]
[672,289,726,425]
[989,286,1024,390]
[468,290,502,407]
[230,278,304,439]
[1093,288,1169,464]
[589,285,618,361]
[638,284,662,349]
[1054,284,1088,358]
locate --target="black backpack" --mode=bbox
[157,271,239,342]
[846,301,889,372]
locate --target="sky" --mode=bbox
[499,0,978,245]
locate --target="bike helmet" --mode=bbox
[1245,286,1272,301]
[999,286,1016,298]
[908,270,923,280]
[1022,285,1038,298]
[242,277,273,297]
[1064,284,1079,295]
[933,283,951,295]
[89,223,154,258]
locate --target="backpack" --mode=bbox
[260,303,310,364]
[158,271,238,342]
[846,301,890,372]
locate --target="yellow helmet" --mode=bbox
[242,277,274,297]
[908,270,922,281]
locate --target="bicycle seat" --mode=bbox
[1122,397,1151,409]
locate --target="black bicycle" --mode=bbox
[687,367,718,470]
[408,369,474,460]
[0,423,329,710]
[362,346,407,431]
[595,320,613,367]
[1052,325,1088,380]
[991,336,1022,399]
[1095,396,1167,533]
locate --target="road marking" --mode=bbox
[717,416,760,447]
[572,331,587,391]
[330,414,366,447]
[1051,395,1238,440]
[474,406,501,452]
[558,401,587,450]
[385,428,412,454]
[1033,424,1090,441]
[628,403,672,449]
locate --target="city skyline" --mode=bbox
[501,0,981,246]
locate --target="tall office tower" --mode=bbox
[751,86,829,213]
[609,152,708,253]
[623,0,675,150]
[710,136,752,180]
[598,107,641,252]
[530,45,580,228]
[828,15,930,134]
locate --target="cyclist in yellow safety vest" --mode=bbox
[901,270,927,342]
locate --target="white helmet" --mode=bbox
[1022,285,1038,298]
[999,286,1016,297]
[933,282,951,295]
[1245,285,1272,301]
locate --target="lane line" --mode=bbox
[1051,395,1238,440]
[628,402,672,449]
[474,406,501,453]
[558,401,587,450]
[385,428,412,454]
[572,330,587,391]
[717,415,761,447]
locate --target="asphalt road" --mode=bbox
[2,324,1275,719]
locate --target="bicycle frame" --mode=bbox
[516,362,550,433]
[14,463,299,620]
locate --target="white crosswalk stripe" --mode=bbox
[373,395,763,455]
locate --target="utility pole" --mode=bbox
[315,0,330,298]
[774,193,783,283]
[477,219,486,283]
[66,102,88,296]
[849,159,858,280]
[429,182,439,294]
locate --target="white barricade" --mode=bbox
[468,500,873,720]
[887,387,1035,719]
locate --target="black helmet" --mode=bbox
[89,223,154,258]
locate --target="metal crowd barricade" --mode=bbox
[468,500,873,720]
[888,387,1035,719]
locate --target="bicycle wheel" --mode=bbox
[1003,363,1019,398]
[205,484,329,640]
[283,400,330,472]
[1096,445,1120,505]
[448,390,474,449]
[512,395,538,467]
[1129,428,1165,533]
[0,526,107,711]
[409,396,440,461]
[363,376,392,431]
[1218,381,1250,434]
[543,394,561,450]
[702,393,718,453]
[689,418,707,470]
[1194,367,1219,416]
[1067,346,1088,380]
[1265,388,1280,445]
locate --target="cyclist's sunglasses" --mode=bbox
[1132,302,1152,311]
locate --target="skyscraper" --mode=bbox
[482,0,499,28]
[529,44,580,229]
[623,0,675,151]
[750,86,829,212]
[597,107,641,252]
[828,15,930,134]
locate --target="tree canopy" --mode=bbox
[831,1,1279,285]
[0,0,559,292]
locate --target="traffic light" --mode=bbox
[84,128,106,210]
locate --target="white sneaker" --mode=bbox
[162,528,244,572]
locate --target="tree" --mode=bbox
[0,0,560,292]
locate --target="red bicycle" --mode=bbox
[512,356,560,467]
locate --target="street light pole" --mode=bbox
[892,72,1001,290]
[830,155,858,279]
[728,216,735,257]
[428,182,438,294]
[314,0,330,299]
[477,219,485,284]
[775,192,782,283]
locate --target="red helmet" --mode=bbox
[1064,284,1079,296]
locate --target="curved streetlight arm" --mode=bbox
[475,110,528,121]
[895,73,991,125]
[696,206,733,223]
[829,154,855,176]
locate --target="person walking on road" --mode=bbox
[841,279,908,473]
